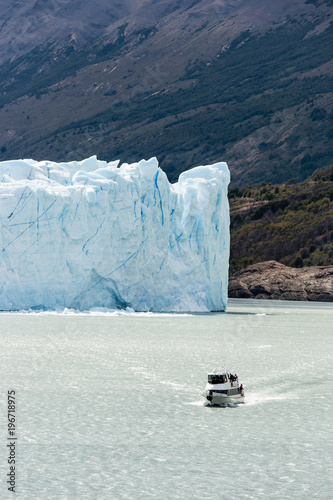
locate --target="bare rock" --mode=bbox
[228,261,333,302]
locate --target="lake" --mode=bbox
[0,299,332,499]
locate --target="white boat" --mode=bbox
[203,367,245,405]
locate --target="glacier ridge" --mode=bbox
[0,156,230,312]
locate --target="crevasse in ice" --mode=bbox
[0,156,230,311]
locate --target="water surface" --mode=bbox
[0,299,332,499]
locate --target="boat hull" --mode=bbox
[202,390,245,405]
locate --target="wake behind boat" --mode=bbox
[203,367,245,405]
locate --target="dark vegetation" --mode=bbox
[0,22,158,109]
[48,20,333,184]
[229,165,333,273]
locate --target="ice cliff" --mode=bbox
[0,156,230,312]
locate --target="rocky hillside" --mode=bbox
[229,164,333,273]
[0,0,332,185]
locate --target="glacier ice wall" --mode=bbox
[0,156,230,312]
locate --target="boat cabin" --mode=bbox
[207,368,238,385]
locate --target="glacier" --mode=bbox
[0,156,230,312]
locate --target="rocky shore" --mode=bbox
[228,260,333,302]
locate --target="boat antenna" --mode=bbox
[221,357,227,372]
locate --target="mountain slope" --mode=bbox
[0,0,332,185]
[0,0,133,64]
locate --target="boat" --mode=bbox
[202,367,245,405]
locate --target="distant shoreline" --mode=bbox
[228,260,333,302]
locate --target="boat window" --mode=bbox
[208,374,227,384]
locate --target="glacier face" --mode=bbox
[0,156,230,312]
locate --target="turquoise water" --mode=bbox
[0,299,332,499]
